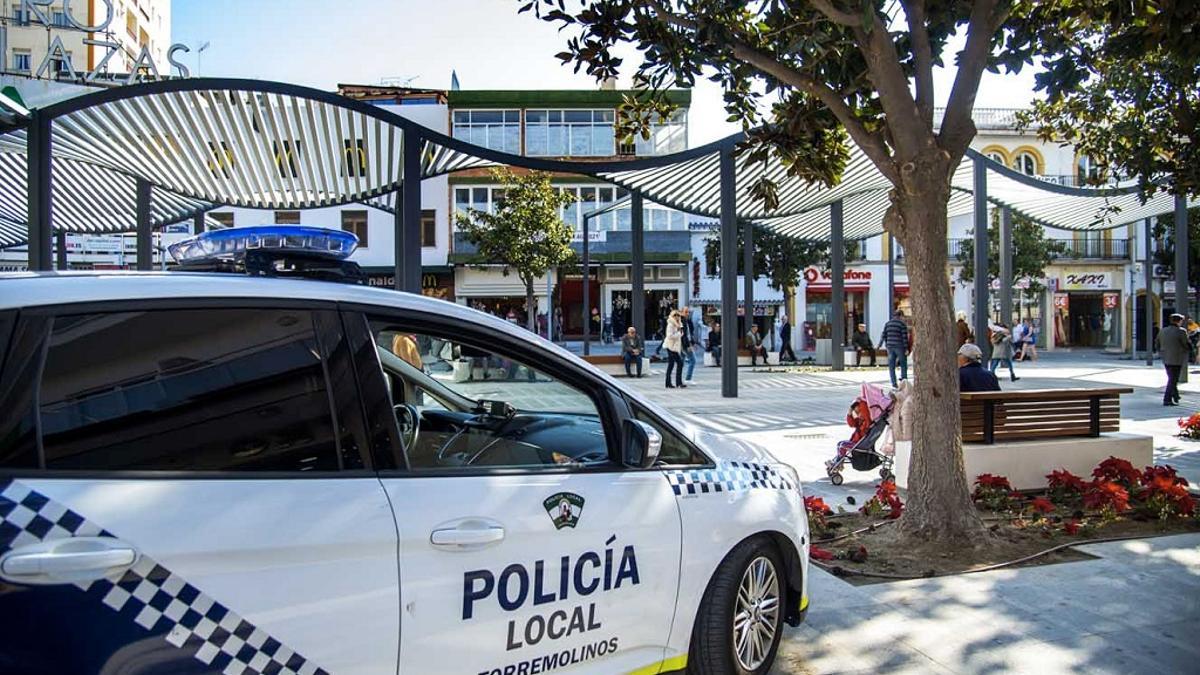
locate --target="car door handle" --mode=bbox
[0,537,137,584]
[430,525,505,548]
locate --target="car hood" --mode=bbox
[694,430,781,466]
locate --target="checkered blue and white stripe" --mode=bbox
[665,460,795,496]
[0,479,328,675]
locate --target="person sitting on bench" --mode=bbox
[851,323,876,366]
[744,324,768,366]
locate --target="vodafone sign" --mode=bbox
[803,267,873,289]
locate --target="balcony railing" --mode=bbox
[948,238,1131,261]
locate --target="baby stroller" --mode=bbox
[826,382,895,485]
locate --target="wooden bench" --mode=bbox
[960,387,1130,444]
[703,348,778,367]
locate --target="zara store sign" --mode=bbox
[0,0,192,82]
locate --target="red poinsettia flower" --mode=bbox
[809,546,835,561]
[1093,457,1140,488]
[1047,469,1087,493]
[1062,519,1080,535]
[975,473,1014,491]
[804,495,833,516]
[1030,497,1056,514]
[1141,465,1188,488]
[1143,475,1197,516]
[1083,480,1130,512]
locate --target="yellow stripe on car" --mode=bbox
[800,594,809,611]
[627,653,689,674]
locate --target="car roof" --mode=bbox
[0,271,691,436]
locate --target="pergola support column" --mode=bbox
[55,231,67,269]
[135,178,152,271]
[743,220,754,340]
[1174,195,1189,382]
[886,231,895,315]
[830,200,845,371]
[719,146,738,398]
[973,157,990,358]
[193,211,206,235]
[582,212,591,356]
[1145,218,1154,365]
[397,127,422,293]
[26,110,52,272]
[999,207,1013,325]
[631,192,645,338]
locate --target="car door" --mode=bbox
[347,310,684,675]
[0,303,400,675]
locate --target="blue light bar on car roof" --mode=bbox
[168,225,358,263]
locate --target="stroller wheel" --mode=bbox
[830,472,844,486]
[879,467,893,482]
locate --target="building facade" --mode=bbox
[1,0,172,80]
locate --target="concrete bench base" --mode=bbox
[590,357,652,376]
[703,352,779,367]
[892,432,1154,491]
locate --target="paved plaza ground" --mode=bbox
[614,349,1200,675]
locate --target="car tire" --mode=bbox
[687,537,786,675]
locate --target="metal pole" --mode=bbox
[582,212,591,356]
[1176,195,1190,383]
[547,271,554,340]
[886,231,895,317]
[1145,218,1154,365]
[400,127,422,293]
[830,200,845,371]
[719,146,738,398]
[393,190,404,291]
[193,211,206,235]
[973,157,990,359]
[55,231,67,269]
[631,192,645,338]
[743,220,754,340]
[26,111,52,271]
[135,178,152,271]
[999,206,1013,325]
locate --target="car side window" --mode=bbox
[369,320,612,471]
[37,309,344,472]
[632,404,709,466]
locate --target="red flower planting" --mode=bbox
[1083,480,1130,513]
[1062,519,1080,535]
[975,473,1013,491]
[1029,497,1056,514]
[1179,413,1200,440]
[1093,457,1140,489]
[1140,465,1188,488]
[804,495,833,516]
[1047,469,1087,493]
[859,480,904,519]
[1142,475,1196,518]
[809,546,835,561]
[973,473,1018,511]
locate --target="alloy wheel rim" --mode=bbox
[733,555,780,671]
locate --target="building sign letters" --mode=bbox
[802,267,872,285]
[1061,272,1111,290]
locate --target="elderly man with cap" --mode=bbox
[1157,313,1190,406]
[958,343,1001,392]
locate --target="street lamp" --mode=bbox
[195,41,210,76]
[579,197,631,356]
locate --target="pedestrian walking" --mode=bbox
[620,326,645,378]
[664,309,685,388]
[988,322,1019,382]
[852,323,875,366]
[680,307,697,383]
[779,320,798,363]
[744,324,768,366]
[707,321,722,367]
[1157,313,1190,406]
[878,310,910,387]
[956,311,974,347]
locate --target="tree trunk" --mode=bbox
[525,281,537,333]
[893,173,988,543]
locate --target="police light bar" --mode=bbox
[168,225,358,264]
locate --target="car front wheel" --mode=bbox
[688,537,786,675]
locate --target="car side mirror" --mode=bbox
[622,419,662,469]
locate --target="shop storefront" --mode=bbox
[1053,270,1122,349]
[365,269,455,301]
[801,267,872,351]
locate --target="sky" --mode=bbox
[173,0,1042,145]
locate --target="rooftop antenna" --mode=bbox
[379,76,418,87]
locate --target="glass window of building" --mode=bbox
[421,209,437,247]
[275,211,301,225]
[341,210,369,248]
[210,212,235,228]
[633,110,688,156]
[525,110,615,157]
[1012,151,1038,176]
[986,151,1006,164]
[51,9,68,26]
[1076,155,1102,184]
[452,110,520,154]
[11,50,31,73]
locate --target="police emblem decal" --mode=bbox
[543,492,584,529]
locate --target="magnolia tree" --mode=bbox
[457,168,577,332]
[517,0,1113,543]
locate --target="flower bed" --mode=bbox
[804,457,1200,582]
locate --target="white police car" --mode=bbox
[0,228,808,675]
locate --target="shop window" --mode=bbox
[275,211,301,225]
[421,209,436,247]
[37,309,341,472]
[342,210,369,248]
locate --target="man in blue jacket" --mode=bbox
[958,343,1000,392]
[878,310,910,387]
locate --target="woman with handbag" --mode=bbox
[664,309,685,388]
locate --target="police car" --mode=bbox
[0,227,809,675]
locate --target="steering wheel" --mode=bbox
[393,404,420,453]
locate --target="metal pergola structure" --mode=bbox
[0,78,1193,397]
